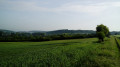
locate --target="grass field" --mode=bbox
[0,37,120,67]
[114,35,120,37]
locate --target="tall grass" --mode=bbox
[0,37,120,67]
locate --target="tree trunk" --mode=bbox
[102,38,104,42]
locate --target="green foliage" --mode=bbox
[96,24,109,36]
[97,32,105,42]
[0,37,120,67]
[96,24,110,42]
[0,31,96,42]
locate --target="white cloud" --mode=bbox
[0,0,120,15]
[54,4,107,15]
[94,2,120,7]
[110,2,120,7]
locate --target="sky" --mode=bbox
[0,0,120,31]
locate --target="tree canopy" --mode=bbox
[96,24,110,42]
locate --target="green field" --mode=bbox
[0,37,120,67]
[114,35,120,37]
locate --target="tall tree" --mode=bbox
[96,24,110,42]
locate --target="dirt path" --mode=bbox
[115,37,120,51]
[114,37,120,66]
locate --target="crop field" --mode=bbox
[0,37,120,67]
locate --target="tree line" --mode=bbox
[0,31,96,42]
[0,24,110,42]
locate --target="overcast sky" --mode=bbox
[0,0,120,31]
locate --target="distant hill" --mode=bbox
[110,31,120,35]
[0,29,14,33]
[46,29,96,35]
[0,29,120,35]
[28,31,47,33]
